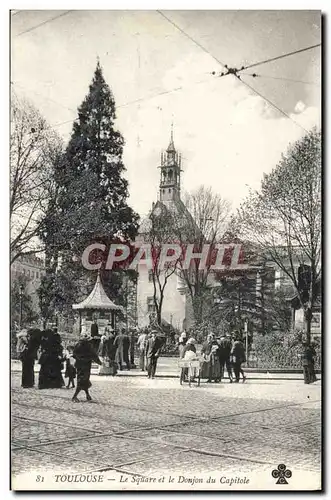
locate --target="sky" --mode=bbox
[11,10,321,218]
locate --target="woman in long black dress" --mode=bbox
[17,329,41,388]
[72,336,102,402]
[38,330,65,389]
[201,333,221,383]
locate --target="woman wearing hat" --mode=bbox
[178,331,188,359]
[182,337,197,358]
[181,337,197,381]
[98,326,117,376]
[72,335,102,402]
[201,333,221,383]
[17,329,39,388]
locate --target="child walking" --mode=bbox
[64,346,76,389]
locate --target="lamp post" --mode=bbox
[19,284,24,330]
[244,318,248,367]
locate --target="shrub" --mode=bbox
[252,331,321,369]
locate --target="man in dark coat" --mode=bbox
[90,320,101,352]
[231,337,247,383]
[91,320,99,337]
[301,342,317,384]
[114,329,131,370]
[129,329,137,368]
[219,334,233,383]
[145,330,162,379]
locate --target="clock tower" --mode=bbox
[158,127,182,206]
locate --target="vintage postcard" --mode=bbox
[10,9,322,491]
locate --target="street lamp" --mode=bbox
[244,318,248,367]
[19,284,24,330]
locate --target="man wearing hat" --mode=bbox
[137,328,148,371]
[144,330,162,379]
[98,324,116,375]
[219,333,234,383]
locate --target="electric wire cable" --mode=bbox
[238,75,310,133]
[157,10,226,69]
[15,11,72,37]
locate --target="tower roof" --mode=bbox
[166,125,176,153]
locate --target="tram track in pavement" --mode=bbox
[11,386,321,425]
[11,374,321,477]
[12,397,320,446]
[11,413,275,475]
[11,389,321,444]
[11,394,320,477]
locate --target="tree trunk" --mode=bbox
[156,293,164,326]
[192,295,203,326]
[304,307,312,345]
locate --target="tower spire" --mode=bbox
[167,122,176,153]
[159,126,181,204]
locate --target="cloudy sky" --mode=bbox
[11,10,321,217]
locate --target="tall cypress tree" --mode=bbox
[40,62,139,321]
[58,60,138,247]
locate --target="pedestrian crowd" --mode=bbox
[15,325,318,402]
[178,330,247,384]
[16,324,164,402]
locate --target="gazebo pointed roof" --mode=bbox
[72,273,123,311]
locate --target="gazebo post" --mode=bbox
[79,311,82,336]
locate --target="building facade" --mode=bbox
[136,131,189,330]
[11,255,45,311]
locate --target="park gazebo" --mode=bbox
[72,272,123,336]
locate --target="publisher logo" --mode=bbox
[271,464,292,485]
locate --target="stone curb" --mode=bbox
[11,369,320,381]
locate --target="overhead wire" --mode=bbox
[12,10,319,135]
[14,10,72,37]
[12,82,77,113]
[157,10,226,69]
[239,43,321,72]
[237,75,310,133]
[43,75,215,130]
[241,73,320,87]
[157,11,319,134]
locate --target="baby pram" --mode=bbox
[178,358,202,387]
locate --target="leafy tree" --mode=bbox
[39,61,139,324]
[144,209,181,326]
[174,185,231,325]
[236,128,321,344]
[11,274,38,353]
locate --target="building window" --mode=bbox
[147,296,156,313]
[36,272,39,279]
[168,188,171,193]
[148,270,154,282]
[31,271,35,278]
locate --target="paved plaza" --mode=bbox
[11,364,321,491]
